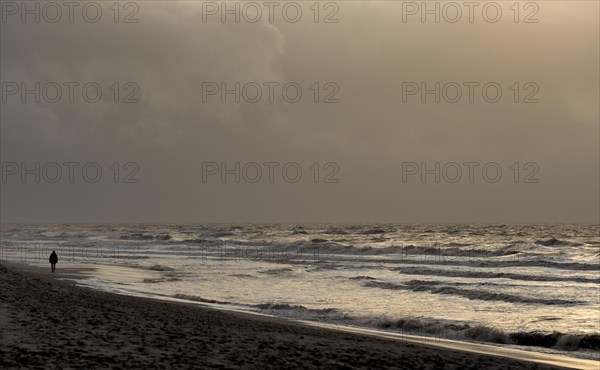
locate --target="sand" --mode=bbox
[0,262,587,369]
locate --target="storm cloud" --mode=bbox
[1,1,598,223]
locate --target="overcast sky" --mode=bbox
[1,1,598,224]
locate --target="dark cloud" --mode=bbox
[1,2,598,223]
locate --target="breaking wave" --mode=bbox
[250,304,600,352]
[363,280,585,305]
[367,316,600,351]
[392,266,599,284]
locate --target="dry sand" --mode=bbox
[0,262,584,369]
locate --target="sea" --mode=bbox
[1,224,598,360]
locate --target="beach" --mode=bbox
[0,262,585,370]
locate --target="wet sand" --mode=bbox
[0,261,584,369]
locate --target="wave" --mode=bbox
[208,231,236,238]
[399,245,518,257]
[362,280,584,305]
[324,228,348,235]
[535,238,583,247]
[228,273,256,278]
[258,268,294,275]
[253,302,344,318]
[143,276,182,283]
[249,303,600,352]
[360,228,387,235]
[178,240,598,269]
[508,331,600,350]
[120,233,172,241]
[147,264,175,271]
[368,257,600,271]
[172,293,229,304]
[255,303,308,310]
[349,275,377,281]
[137,264,181,283]
[368,316,600,351]
[392,266,599,284]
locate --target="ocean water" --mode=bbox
[1,224,599,359]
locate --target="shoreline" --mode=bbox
[1,261,597,369]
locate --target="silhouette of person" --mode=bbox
[49,251,58,272]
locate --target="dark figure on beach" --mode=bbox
[49,251,58,272]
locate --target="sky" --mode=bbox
[1,1,598,224]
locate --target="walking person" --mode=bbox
[49,250,58,272]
